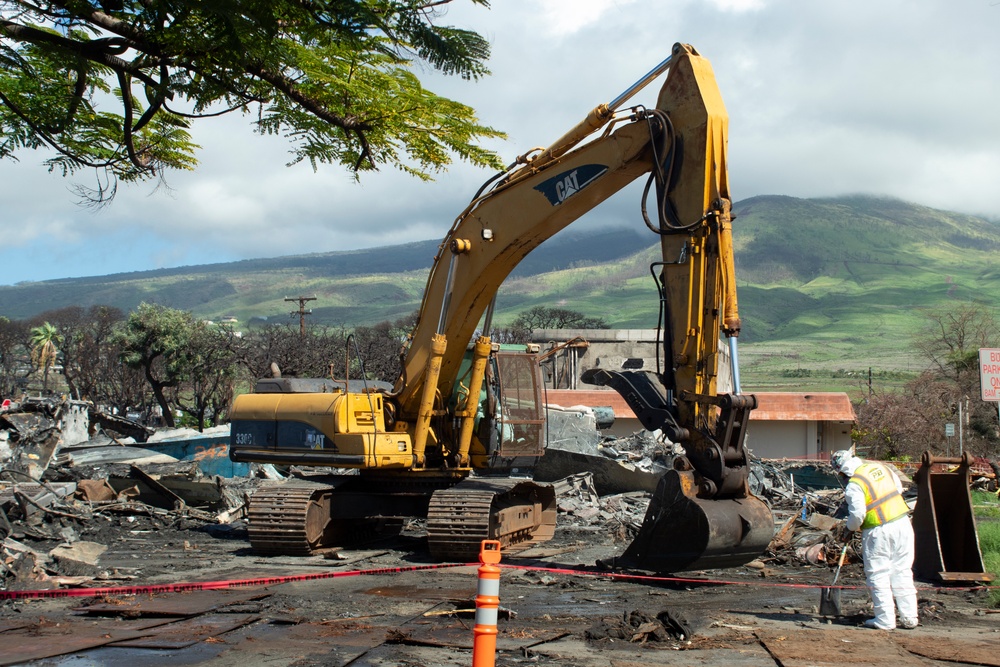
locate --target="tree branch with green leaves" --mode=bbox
[0,0,504,202]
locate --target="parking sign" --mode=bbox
[979,348,1000,401]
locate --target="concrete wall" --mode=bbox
[532,328,733,393]
[533,329,660,390]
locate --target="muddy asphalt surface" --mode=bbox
[1,510,998,667]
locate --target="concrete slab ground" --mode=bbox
[1,521,997,666]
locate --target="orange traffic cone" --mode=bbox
[472,540,502,667]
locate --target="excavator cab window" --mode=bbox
[493,351,545,458]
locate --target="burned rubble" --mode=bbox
[0,398,249,590]
[0,396,996,594]
[0,400,998,667]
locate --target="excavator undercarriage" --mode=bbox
[242,474,556,562]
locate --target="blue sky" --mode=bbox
[2,0,998,286]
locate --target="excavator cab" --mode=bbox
[482,347,547,463]
[447,342,547,469]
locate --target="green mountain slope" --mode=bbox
[0,228,654,323]
[733,195,1000,377]
[3,194,997,390]
[473,194,1000,385]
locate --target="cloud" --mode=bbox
[2,0,999,286]
[707,0,767,11]
[535,0,642,37]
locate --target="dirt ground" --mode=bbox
[1,511,998,667]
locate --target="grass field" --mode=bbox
[737,340,920,398]
[972,490,1000,607]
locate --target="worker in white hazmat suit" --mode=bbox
[831,449,919,630]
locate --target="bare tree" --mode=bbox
[351,312,418,383]
[0,316,29,399]
[856,303,1000,459]
[914,304,997,386]
[511,306,609,332]
[855,372,956,460]
[230,322,348,386]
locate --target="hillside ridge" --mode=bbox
[1,195,997,373]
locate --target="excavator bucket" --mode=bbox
[912,452,992,583]
[610,468,774,573]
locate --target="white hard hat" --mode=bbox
[831,449,861,475]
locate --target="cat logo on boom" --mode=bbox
[534,164,608,206]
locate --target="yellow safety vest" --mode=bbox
[849,462,909,530]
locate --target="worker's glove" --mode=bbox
[836,520,853,544]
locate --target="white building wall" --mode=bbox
[822,420,854,456]
[746,421,809,459]
[744,420,853,460]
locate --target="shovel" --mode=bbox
[820,544,848,616]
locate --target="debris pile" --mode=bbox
[548,451,868,572]
[2,395,995,593]
[585,609,692,643]
[0,460,260,589]
[0,397,261,590]
[0,396,90,480]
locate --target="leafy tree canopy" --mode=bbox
[0,0,504,202]
[511,306,609,333]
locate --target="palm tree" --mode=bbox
[30,322,61,394]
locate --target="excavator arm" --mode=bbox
[393,89,665,468]
[390,42,772,571]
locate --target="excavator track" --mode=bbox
[426,479,557,562]
[247,482,404,556]
[247,484,333,556]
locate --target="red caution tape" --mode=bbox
[1,561,994,601]
[0,562,471,601]
[496,563,999,592]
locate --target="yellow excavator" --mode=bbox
[229,43,774,572]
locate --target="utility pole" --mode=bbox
[285,296,317,336]
[958,399,963,457]
[959,395,969,457]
